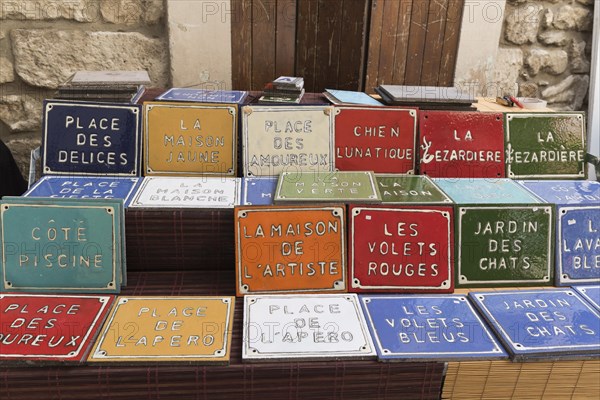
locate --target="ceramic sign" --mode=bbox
[144,102,237,176]
[42,100,141,176]
[0,294,113,363]
[419,111,505,178]
[242,294,375,361]
[433,178,542,205]
[334,106,417,174]
[156,88,248,104]
[558,207,600,285]
[88,296,234,363]
[376,175,453,204]
[505,113,586,179]
[274,171,381,203]
[128,177,240,208]
[360,295,507,361]
[25,176,140,206]
[242,106,334,177]
[1,197,124,293]
[235,206,346,295]
[457,205,553,287]
[518,180,600,205]
[241,177,278,206]
[349,206,454,292]
[469,289,600,360]
[573,286,600,311]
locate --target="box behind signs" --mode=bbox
[434,178,554,288]
[518,180,600,286]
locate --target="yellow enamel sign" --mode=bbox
[144,101,237,176]
[88,296,235,363]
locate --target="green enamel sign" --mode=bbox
[0,197,124,293]
[505,113,586,179]
[458,205,554,287]
[376,174,453,204]
[274,171,381,203]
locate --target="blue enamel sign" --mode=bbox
[469,289,600,360]
[433,178,541,204]
[25,176,140,207]
[359,295,507,361]
[558,207,600,285]
[0,197,124,293]
[241,177,278,205]
[573,286,600,311]
[156,88,248,104]
[42,100,142,176]
[518,180,600,205]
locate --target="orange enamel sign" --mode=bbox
[235,206,347,295]
[144,101,237,176]
[87,296,234,364]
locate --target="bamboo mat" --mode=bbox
[442,360,600,400]
[0,271,445,400]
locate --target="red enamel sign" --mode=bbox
[419,111,505,178]
[0,294,114,363]
[349,206,454,292]
[334,106,417,174]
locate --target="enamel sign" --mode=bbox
[1,197,125,293]
[505,113,586,179]
[235,206,346,295]
[89,296,234,363]
[128,177,240,208]
[349,206,454,292]
[360,295,507,361]
[419,111,505,178]
[42,100,141,176]
[242,294,375,361]
[334,106,417,174]
[469,289,600,360]
[274,171,381,203]
[144,102,237,176]
[242,106,334,177]
[0,294,113,363]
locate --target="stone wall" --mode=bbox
[496,0,594,110]
[0,0,170,177]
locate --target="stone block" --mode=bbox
[505,3,543,45]
[491,48,523,96]
[542,75,590,110]
[538,30,570,46]
[525,48,568,76]
[553,5,592,31]
[0,94,43,132]
[0,0,99,22]
[100,0,164,25]
[0,56,14,83]
[570,39,590,73]
[11,29,169,89]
